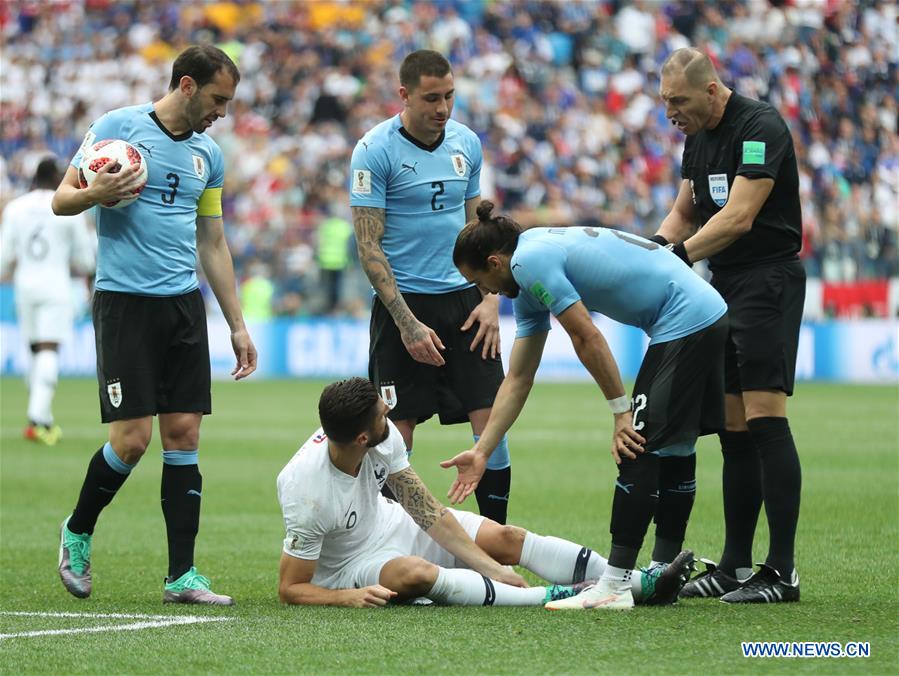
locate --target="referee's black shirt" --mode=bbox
[680,92,802,272]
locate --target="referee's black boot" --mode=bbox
[679,558,745,598]
[719,564,800,604]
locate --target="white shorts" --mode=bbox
[16,296,73,344]
[335,508,487,590]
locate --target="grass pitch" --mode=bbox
[1,377,897,673]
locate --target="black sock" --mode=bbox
[609,453,660,569]
[475,467,511,524]
[653,454,696,562]
[161,462,202,580]
[68,445,131,535]
[747,417,801,580]
[718,431,762,576]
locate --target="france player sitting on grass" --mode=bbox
[276,378,693,608]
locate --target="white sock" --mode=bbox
[25,354,35,391]
[428,567,546,606]
[519,532,608,584]
[27,350,58,426]
[599,565,633,595]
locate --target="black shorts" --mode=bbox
[369,287,505,425]
[711,260,806,396]
[93,289,211,423]
[631,315,728,453]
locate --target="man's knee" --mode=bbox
[484,524,526,565]
[109,421,153,463]
[159,413,202,450]
[742,389,787,421]
[384,557,439,597]
[725,393,749,431]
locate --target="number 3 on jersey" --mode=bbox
[161,172,179,204]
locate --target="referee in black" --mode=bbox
[651,48,804,603]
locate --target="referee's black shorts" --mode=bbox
[711,259,806,396]
[93,289,212,423]
[368,286,504,425]
[632,314,728,453]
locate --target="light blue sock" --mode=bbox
[162,450,199,466]
[473,434,511,470]
[103,441,136,475]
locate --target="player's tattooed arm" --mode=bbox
[386,467,448,531]
[352,206,420,338]
[352,206,445,365]
[388,467,528,588]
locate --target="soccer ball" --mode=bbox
[79,139,148,208]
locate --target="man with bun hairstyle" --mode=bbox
[442,202,727,610]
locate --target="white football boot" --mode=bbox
[544,579,634,610]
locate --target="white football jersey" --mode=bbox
[0,189,95,301]
[277,419,410,588]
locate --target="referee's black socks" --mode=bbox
[747,417,801,580]
[717,430,762,577]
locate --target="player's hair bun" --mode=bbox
[477,200,495,222]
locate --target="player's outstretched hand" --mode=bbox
[611,412,645,464]
[87,161,145,204]
[347,585,397,608]
[462,293,501,359]
[230,327,258,380]
[439,449,487,504]
[401,319,445,366]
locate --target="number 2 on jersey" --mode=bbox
[430,181,444,211]
[632,394,647,431]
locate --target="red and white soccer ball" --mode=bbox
[79,139,148,208]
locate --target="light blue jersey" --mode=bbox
[511,227,727,344]
[71,103,225,296]
[350,115,482,293]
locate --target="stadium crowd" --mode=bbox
[1,0,896,316]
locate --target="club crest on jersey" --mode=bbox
[380,385,397,409]
[107,380,122,408]
[451,154,466,177]
[192,155,205,179]
[708,173,729,207]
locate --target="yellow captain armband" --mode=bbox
[197,187,223,218]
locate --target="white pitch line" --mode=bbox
[0,611,231,639]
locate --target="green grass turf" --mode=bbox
[1,377,897,673]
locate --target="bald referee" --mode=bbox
[653,47,804,604]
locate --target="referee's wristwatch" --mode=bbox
[649,235,691,266]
